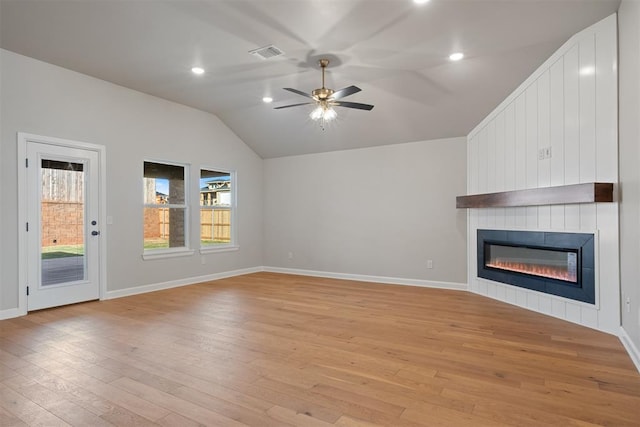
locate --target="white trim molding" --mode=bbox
[263,266,468,291]
[619,327,640,373]
[142,248,195,261]
[0,308,25,321]
[17,132,107,316]
[199,245,239,255]
[104,266,262,299]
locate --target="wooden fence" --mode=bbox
[41,168,83,202]
[199,208,231,242]
[148,207,231,242]
[43,201,230,246]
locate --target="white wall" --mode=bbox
[263,137,467,287]
[619,0,640,360]
[0,49,264,315]
[466,15,620,333]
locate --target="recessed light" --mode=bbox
[191,67,205,75]
[262,97,273,103]
[449,52,464,61]
[413,0,430,4]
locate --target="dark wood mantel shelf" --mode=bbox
[456,182,614,208]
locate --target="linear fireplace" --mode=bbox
[477,230,595,304]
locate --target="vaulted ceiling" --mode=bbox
[0,0,620,158]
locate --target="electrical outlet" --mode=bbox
[427,260,433,269]
[201,256,206,265]
[288,251,294,260]
[538,147,552,160]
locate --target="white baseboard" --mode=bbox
[619,327,640,373]
[263,266,468,291]
[103,266,263,300]
[0,307,25,321]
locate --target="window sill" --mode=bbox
[142,248,195,261]
[199,245,239,255]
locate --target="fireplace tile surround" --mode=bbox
[477,229,596,304]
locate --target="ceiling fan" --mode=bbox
[275,59,374,122]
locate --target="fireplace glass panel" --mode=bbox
[485,244,578,283]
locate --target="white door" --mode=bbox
[25,141,101,310]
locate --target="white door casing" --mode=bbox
[18,133,106,313]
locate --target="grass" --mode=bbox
[201,239,230,245]
[41,239,230,258]
[144,239,170,249]
[41,244,84,259]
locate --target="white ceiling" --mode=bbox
[0,0,620,158]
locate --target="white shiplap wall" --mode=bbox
[466,14,619,334]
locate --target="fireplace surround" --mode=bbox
[477,229,595,304]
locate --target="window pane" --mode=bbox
[200,169,232,246]
[143,161,185,204]
[143,207,186,249]
[144,161,187,250]
[200,207,231,244]
[41,160,86,285]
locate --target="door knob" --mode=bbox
[91,230,100,236]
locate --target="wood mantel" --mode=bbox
[456,182,614,208]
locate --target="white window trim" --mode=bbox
[199,245,239,255]
[143,159,191,259]
[199,168,237,253]
[142,247,195,260]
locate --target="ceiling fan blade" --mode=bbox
[331,85,361,100]
[274,102,313,110]
[283,87,313,99]
[333,101,374,111]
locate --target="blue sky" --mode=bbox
[155,178,169,195]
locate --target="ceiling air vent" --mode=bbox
[249,45,284,60]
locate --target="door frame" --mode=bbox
[17,132,107,315]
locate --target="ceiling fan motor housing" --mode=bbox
[312,87,334,101]
[275,57,374,112]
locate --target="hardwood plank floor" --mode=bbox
[1,272,638,426]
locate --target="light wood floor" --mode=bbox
[1,272,639,426]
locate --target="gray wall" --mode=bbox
[619,0,640,355]
[263,137,468,285]
[0,49,264,313]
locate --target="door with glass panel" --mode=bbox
[26,141,101,310]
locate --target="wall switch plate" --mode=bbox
[427,260,433,269]
[539,147,552,160]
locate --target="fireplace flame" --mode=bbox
[486,260,577,283]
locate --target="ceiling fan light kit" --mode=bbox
[275,58,374,126]
[310,104,337,121]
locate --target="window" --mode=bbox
[143,161,192,258]
[200,168,236,252]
